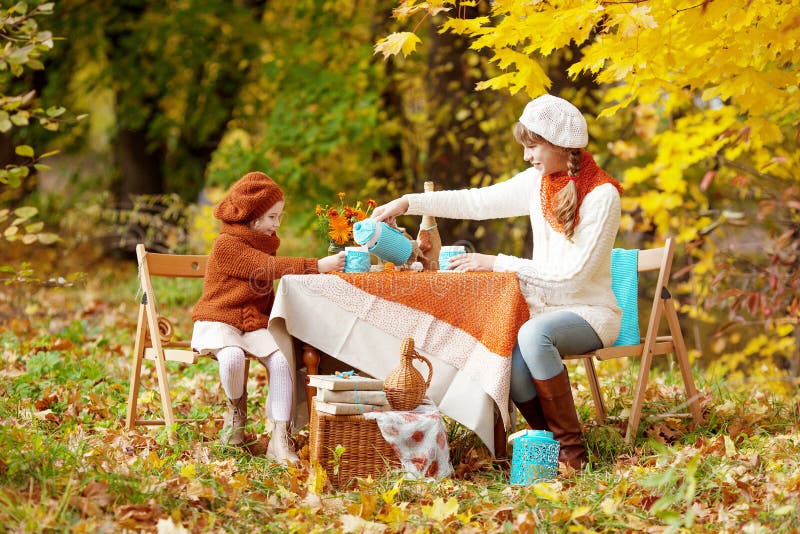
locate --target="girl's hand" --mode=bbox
[445,253,496,272]
[318,251,345,273]
[371,198,409,225]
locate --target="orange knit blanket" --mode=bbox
[334,272,530,357]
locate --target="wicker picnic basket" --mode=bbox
[309,398,400,488]
[383,338,433,411]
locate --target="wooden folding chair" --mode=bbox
[125,244,253,441]
[563,238,704,443]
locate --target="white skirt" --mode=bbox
[191,320,279,358]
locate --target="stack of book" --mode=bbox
[308,374,390,415]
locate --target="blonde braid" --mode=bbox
[554,149,583,240]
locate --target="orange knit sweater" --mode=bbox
[192,224,319,332]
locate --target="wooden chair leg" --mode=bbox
[625,349,655,444]
[302,344,320,419]
[583,358,607,423]
[146,311,176,442]
[625,282,669,444]
[663,299,704,425]
[493,409,508,458]
[125,304,148,431]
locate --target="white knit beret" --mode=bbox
[518,94,588,148]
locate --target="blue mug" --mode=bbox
[353,220,413,265]
[438,245,466,271]
[344,246,370,273]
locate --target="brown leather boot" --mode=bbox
[533,367,588,471]
[220,392,247,446]
[515,396,549,432]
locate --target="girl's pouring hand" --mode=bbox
[445,253,497,272]
[318,251,346,273]
[371,198,409,226]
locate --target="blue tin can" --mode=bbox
[509,430,560,485]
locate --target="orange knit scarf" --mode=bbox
[219,222,280,255]
[540,151,623,233]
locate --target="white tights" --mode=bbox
[216,346,246,399]
[258,351,292,422]
[216,346,292,421]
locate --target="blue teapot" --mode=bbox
[353,219,413,266]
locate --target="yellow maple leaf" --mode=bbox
[441,16,489,35]
[612,5,658,38]
[307,462,327,495]
[421,496,458,522]
[532,482,562,502]
[379,476,404,505]
[393,2,451,21]
[179,462,196,479]
[570,505,591,520]
[374,32,422,59]
[377,502,408,526]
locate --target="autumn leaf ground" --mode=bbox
[1,247,799,533]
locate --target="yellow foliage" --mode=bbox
[374,32,422,59]
[382,0,800,374]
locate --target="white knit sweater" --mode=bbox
[404,167,622,347]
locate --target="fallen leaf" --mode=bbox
[156,517,191,534]
[421,496,459,522]
[339,514,387,534]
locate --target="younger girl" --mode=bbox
[372,94,623,470]
[192,171,344,465]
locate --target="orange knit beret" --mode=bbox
[214,171,284,223]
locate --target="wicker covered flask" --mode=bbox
[384,338,433,411]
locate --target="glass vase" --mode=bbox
[328,242,346,255]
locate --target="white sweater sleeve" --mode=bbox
[403,168,536,220]
[493,184,620,293]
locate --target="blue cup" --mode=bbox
[509,429,560,485]
[352,220,413,265]
[438,245,466,271]
[344,246,370,273]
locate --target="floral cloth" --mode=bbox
[364,402,453,480]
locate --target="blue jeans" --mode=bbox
[510,311,603,403]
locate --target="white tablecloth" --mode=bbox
[268,274,520,456]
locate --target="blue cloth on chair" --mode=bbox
[611,248,640,346]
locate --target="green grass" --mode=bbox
[0,264,799,532]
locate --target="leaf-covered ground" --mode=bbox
[1,249,799,533]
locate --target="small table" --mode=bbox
[268,271,530,457]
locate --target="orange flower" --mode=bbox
[337,192,346,200]
[367,199,377,209]
[315,204,324,216]
[328,214,352,245]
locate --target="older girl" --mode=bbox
[372,95,622,470]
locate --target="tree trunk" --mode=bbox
[423,5,499,251]
[114,128,164,200]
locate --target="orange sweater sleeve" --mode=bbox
[212,235,319,280]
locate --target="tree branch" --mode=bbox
[715,155,785,186]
